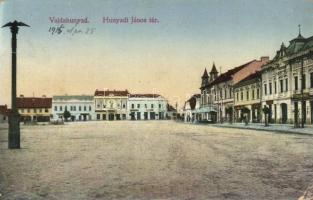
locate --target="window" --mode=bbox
[264,84,267,95]
[240,92,243,100]
[65,106,67,111]
[54,106,57,111]
[285,78,288,91]
[220,90,222,99]
[252,90,255,99]
[137,104,140,109]
[145,104,147,108]
[294,76,298,90]
[151,104,154,109]
[89,106,92,111]
[280,80,283,93]
[131,104,134,109]
[45,109,48,113]
[302,74,306,89]
[224,89,227,99]
[60,106,62,111]
[27,109,30,113]
[310,72,313,88]
[84,106,86,111]
[34,109,37,113]
[229,88,232,98]
[236,92,239,101]
[159,104,161,109]
[269,82,272,94]
[246,91,249,100]
[39,109,42,113]
[79,106,81,111]
[123,104,126,109]
[257,89,260,99]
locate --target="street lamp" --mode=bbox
[2,20,29,149]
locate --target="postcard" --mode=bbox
[1,0,313,199]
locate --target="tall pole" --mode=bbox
[2,21,29,149]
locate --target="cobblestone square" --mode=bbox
[1,121,313,199]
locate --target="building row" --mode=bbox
[183,31,313,126]
[0,90,176,123]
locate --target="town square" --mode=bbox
[1,121,313,199]
[1,0,313,199]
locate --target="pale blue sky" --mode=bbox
[1,0,313,106]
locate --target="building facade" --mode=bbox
[17,96,52,122]
[199,57,269,123]
[0,105,10,123]
[261,32,313,125]
[52,95,94,121]
[233,71,262,123]
[128,94,168,120]
[94,90,129,120]
[183,94,201,123]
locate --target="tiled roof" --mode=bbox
[207,60,255,87]
[129,94,161,98]
[234,71,261,87]
[53,95,93,101]
[95,90,130,96]
[17,97,52,108]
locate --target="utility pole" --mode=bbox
[2,21,29,149]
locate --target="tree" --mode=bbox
[262,105,270,127]
[225,107,233,124]
[241,107,250,126]
[63,110,71,122]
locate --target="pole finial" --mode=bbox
[298,24,301,36]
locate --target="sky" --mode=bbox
[0,0,313,108]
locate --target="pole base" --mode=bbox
[8,112,20,149]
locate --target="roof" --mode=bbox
[202,68,208,78]
[234,71,261,88]
[207,60,255,87]
[167,104,176,112]
[0,105,10,115]
[186,94,200,110]
[17,97,52,108]
[271,33,313,61]
[53,95,93,101]
[210,63,218,74]
[129,94,162,98]
[95,90,130,96]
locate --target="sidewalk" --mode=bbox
[210,122,313,136]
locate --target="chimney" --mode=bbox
[19,94,24,98]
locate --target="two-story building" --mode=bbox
[200,57,268,123]
[127,94,168,120]
[52,95,94,121]
[17,95,52,122]
[261,31,313,125]
[183,94,201,123]
[233,71,262,123]
[94,89,129,120]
